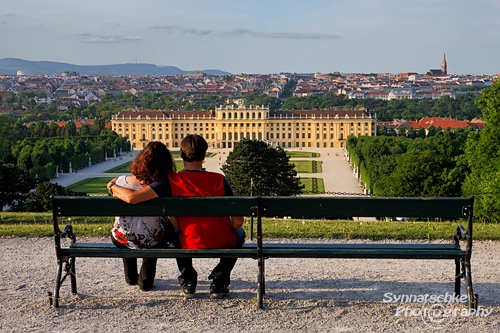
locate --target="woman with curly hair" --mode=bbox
[108,141,176,291]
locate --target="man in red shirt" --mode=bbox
[170,134,245,299]
[109,135,244,299]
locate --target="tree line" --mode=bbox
[346,131,468,197]
[281,92,482,121]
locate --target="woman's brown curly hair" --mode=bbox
[130,141,176,185]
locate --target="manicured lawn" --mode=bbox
[291,160,323,173]
[67,178,112,194]
[286,151,320,158]
[105,160,185,173]
[300,178,325,194]
[105,162,132,173]
[2,212,500,241]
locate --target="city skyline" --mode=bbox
[1,0,499,75]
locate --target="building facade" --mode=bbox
[111,105,377,150]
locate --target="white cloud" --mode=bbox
[225,28,340,40]
[150,25,212,35]
[77,34,142,43]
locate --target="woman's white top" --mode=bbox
[111,175,164,248]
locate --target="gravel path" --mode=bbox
[1,237,499,332]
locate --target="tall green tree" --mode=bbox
[463,81,500,221]
[222,139,303,196]
[0,114,15,162]
[26,181,87,212]
[0,163,36,211]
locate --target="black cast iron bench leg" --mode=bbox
[53,256,77,308]
[54,259,63,308]
[258,256,265,309]
[464,258,476,310]
[70,257,77,294]
[454,258,461,297]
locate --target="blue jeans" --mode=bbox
[176,228,246,288]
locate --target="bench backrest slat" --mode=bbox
[260,197,470,219]
[52,196,256,217]
[52,196,471,219]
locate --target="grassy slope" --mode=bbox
[1,213,499,240]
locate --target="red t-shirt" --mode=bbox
[169,170,237,249]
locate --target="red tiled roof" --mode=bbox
[419,117,452,125]
[428,120,469,130]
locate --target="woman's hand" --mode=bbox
[107,178,118,196]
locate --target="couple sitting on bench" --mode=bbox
[108,135,245,299]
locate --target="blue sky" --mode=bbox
[1,0,498,75]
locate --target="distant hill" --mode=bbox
[0,58,231,76]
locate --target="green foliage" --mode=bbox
[24,181,87,212]
[280,92,482,121]
[463,81,500,222]
[347,131,468,197]
[66,178,112,194]
[285,151,320,158]
[222,139,304,196]
[0,163,36,211]
[299,178,325,194]
[8,135,129,177]
[280,79,298,98]
[281,92,353,110]
[291,160,323,173]
[244,92,281,110]
[0,114,15,162]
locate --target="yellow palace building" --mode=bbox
[111,105,377,150]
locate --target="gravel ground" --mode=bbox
[1,237,499,333]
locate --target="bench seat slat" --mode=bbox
[262,248,465,259]
[262,243,461,250]
[61,243,258,258]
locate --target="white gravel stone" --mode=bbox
[1,237,499,332]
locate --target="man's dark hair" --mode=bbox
[180,134,208,162]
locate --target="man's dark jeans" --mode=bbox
[176,228,246,288]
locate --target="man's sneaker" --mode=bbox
[210,278,229,299]
[181,282,196,299]
[139,283,153,291]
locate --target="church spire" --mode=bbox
[441,53,447,75]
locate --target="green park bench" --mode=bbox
[51,195,476,310]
